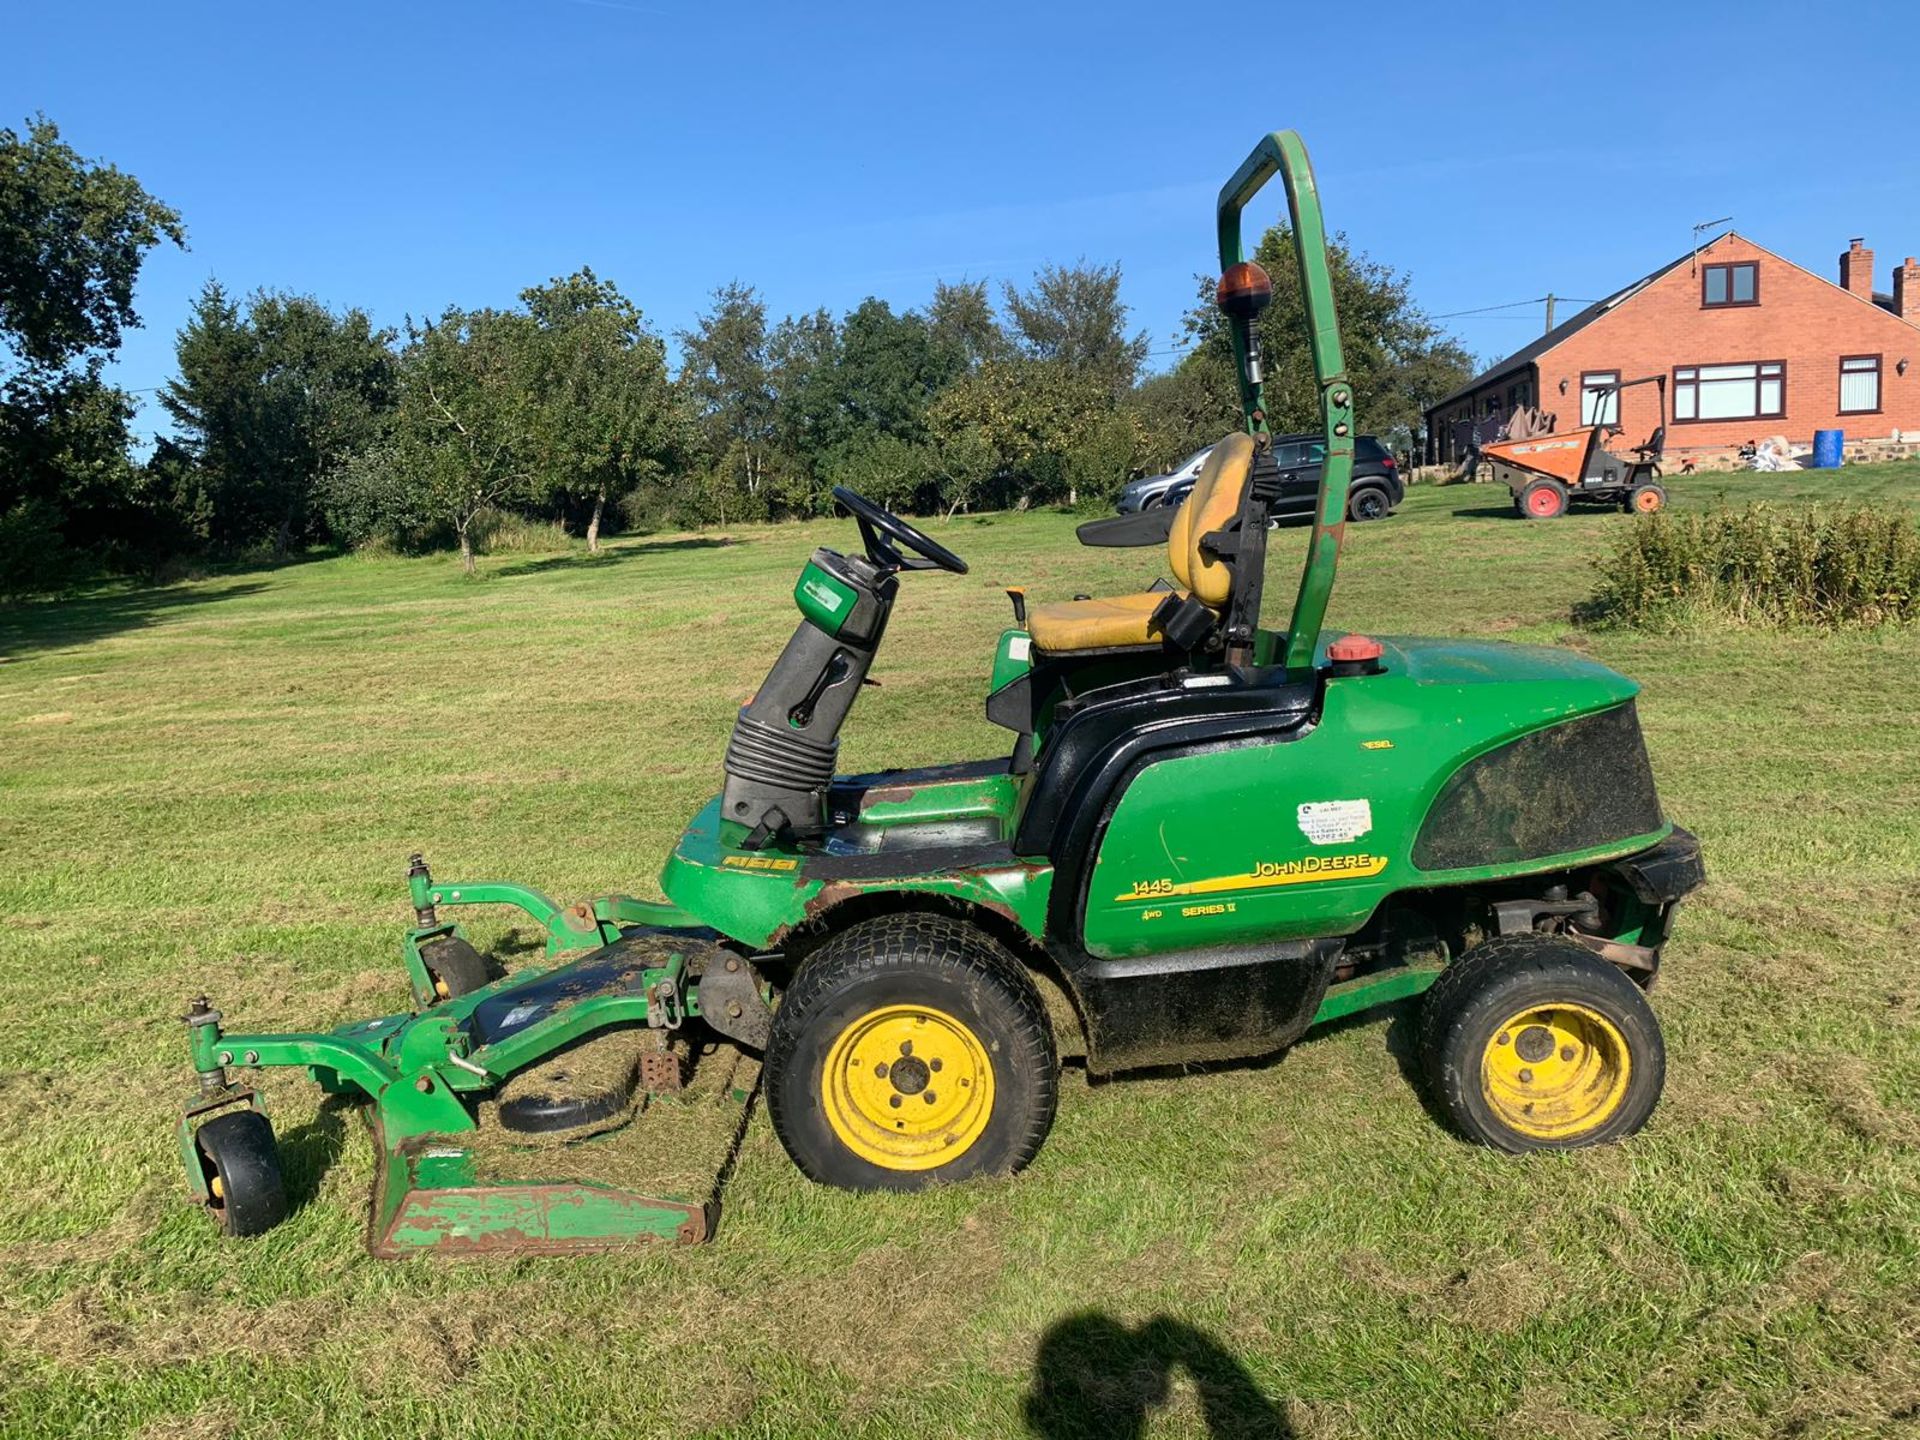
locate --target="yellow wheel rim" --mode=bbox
[821,1004,995,1170]
[1481,1002,1630,1141]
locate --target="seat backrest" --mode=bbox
[1167,431,1256,608]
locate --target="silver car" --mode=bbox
[1116,445,1215,513]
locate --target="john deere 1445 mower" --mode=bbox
[176,132,1702,1255]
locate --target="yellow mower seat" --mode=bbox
[1026,432,1256,655]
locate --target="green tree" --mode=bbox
[390,307,541,573]
[520,268,681,551]
[768,306,839,487]
[677,282,774,511]
[0,372,141,587]
[0,115,183,571]
[928,279,1008,373]
[927,358,1111,507]
[828,298,956,445]
[162,283,397,554]
[0,115,184,375]
[1003,261,1148,396]
[1179,225,1472,442]
[764,298,960,514]
[1129,362,1238,473]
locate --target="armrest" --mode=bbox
[1075,510,1175,548]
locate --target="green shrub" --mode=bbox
[1064,411,1146,514]
[0,499,79,598]
[1585,503,1920,630]
[320,444,436,551]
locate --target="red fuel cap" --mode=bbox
[1327,634,1385,663]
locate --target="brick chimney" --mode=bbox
[1839,237,1875,299]
[1895,256,1920,321]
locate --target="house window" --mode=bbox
[1702,262,1758,308]
[1673,361,1785,422]
[1839,355,1882,414]
[1580,371,1620,426]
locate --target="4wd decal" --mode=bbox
[1116,852,1387,904]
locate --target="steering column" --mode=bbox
[719,490,969,848]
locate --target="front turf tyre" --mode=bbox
[195,1109,288,1237]
[1519,478,1568,519]
[1417,934,1664,1153]
[1628,481,1666,515]
[420,936,488,1001]
[766,913,1057,1191]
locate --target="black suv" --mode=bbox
[1165,433,1403,522]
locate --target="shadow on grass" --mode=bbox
[0,579,272,662]
[275,1096,353,1217]
[1447,501,1526,521]
[493,535,736,578]
[1024,1312,1292,1439]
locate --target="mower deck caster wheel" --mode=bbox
[195,1109,288,1237]
[421,936,489,1000]
[1417,934,1664,1152]
[766,913,1057,1191]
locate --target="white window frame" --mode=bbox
[1673,360,1786,423]
[1580,371,1620,426]
[1839,355,1881,415]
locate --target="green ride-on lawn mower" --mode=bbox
[175,131,1703,1256]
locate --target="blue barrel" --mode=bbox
[1812,429,1844,468]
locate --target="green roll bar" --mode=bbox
[1215,130,1354,673]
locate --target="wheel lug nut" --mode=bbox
[923,1091,937,1104]
[1518,1068,1534,1084]
[874,1062,889,1078]
[889,1095,902,1109]
[1496,1032,1511,1046]
[930,1058,943,1072]
[899,1040,913,1057]
[1560,1046,1576,1062]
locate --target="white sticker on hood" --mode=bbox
[1298,799,1373,845]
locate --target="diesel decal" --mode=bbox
[1117,852,1387,904]
[722,854,800,872]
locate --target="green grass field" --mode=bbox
[3,465,1918,1439]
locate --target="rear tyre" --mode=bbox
[1417,934,1663,1153]
[1348,485,1391,522]
[766,913,1057,1191]
[1628,481,1666,515]
[420,936,489,1000]
[1519,479,1568,519]
[195,1110,288,1237]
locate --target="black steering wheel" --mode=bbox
[831,486,969,575]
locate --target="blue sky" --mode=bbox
[9,0,1917,440]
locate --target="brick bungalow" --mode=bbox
[1426,234,1920,464]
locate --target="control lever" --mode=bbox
[788,649,852,729]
